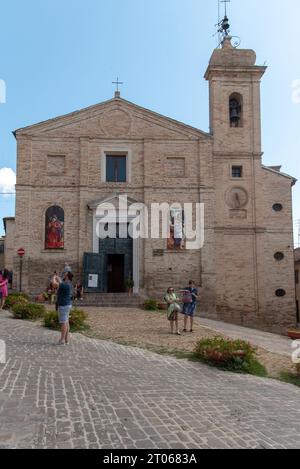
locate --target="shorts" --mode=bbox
[58,305,72,324]
[182,302,197,318]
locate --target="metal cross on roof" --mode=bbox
[112,77,124,93]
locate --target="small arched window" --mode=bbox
[45,206,65,250]
[229,93,243,128]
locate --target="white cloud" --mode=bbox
[0,168,16,196]
[292,79,300,104]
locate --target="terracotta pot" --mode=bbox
[287,330,300,340]
[233,351,246,359]
[158,303,168,311]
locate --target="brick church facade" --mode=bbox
[5,36,297,333]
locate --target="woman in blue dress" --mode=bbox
[182,281,198,333]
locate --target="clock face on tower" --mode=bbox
[226,187,248,209]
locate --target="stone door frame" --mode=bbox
[90,195,140,294]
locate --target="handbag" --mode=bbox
[181,290,193,304]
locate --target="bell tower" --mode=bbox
[204,21,267,156]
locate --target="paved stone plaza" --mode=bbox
[1,313,300,449]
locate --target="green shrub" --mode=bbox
[44,311,60,330]
[12,302,46,320]
[280,372,300,388]
[194,336,267,376]
[144,299,159,311]
[44,308,89,332]
[69,308,88,332]
[5,293,29,310]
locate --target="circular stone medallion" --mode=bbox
[100,109,132,137]
[226,187,249,209]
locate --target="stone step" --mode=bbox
[80,304,143,308]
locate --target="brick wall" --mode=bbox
[9,38,297,333]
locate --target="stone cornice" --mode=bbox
[204,65,267,81]
[213,151,263,160]
[214,227,266,234]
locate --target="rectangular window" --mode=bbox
[232,166,243,178]
[106,155,127,183]
[296,269,299,285]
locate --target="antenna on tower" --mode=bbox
[219,0,231,36]
[214,0,241,48]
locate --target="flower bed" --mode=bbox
[194,336,266,376]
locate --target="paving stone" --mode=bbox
[0,315,300,449]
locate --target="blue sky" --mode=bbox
[0,0,299,244]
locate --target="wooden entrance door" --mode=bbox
[107,254,125,293]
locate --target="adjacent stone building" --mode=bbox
[3,217,15,272]
[5,35,297,333]
[0,236,4,270]
[295,248,300,325]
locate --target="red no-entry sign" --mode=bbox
[17,249,25,292]
[17,248,25,257]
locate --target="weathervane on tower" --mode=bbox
[219,0,231,36]
[215,0,241,48]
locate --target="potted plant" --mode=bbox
[287,329,300,340]
[125,278,134,296]
[36,292,47,303]
[144,299,159,311]
[157,300,168,311]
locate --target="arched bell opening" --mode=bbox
[229,93,243,128]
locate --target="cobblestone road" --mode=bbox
[1,313,300,449]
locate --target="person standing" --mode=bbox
[182,281,198,333]
[57,271,73,345]
[51,271,61,288]
[164,287,181,336]
[74,280,84,301]
[62,263,72,275]
[0,269,9,310]
[49,271,61,304]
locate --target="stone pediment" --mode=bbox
[14,97,211,141]
[88,194,142,211]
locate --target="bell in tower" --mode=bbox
[221,15,230,36]
[229,98,242,128]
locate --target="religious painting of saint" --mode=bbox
[45,206,65,250]
[167,209,186,251]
